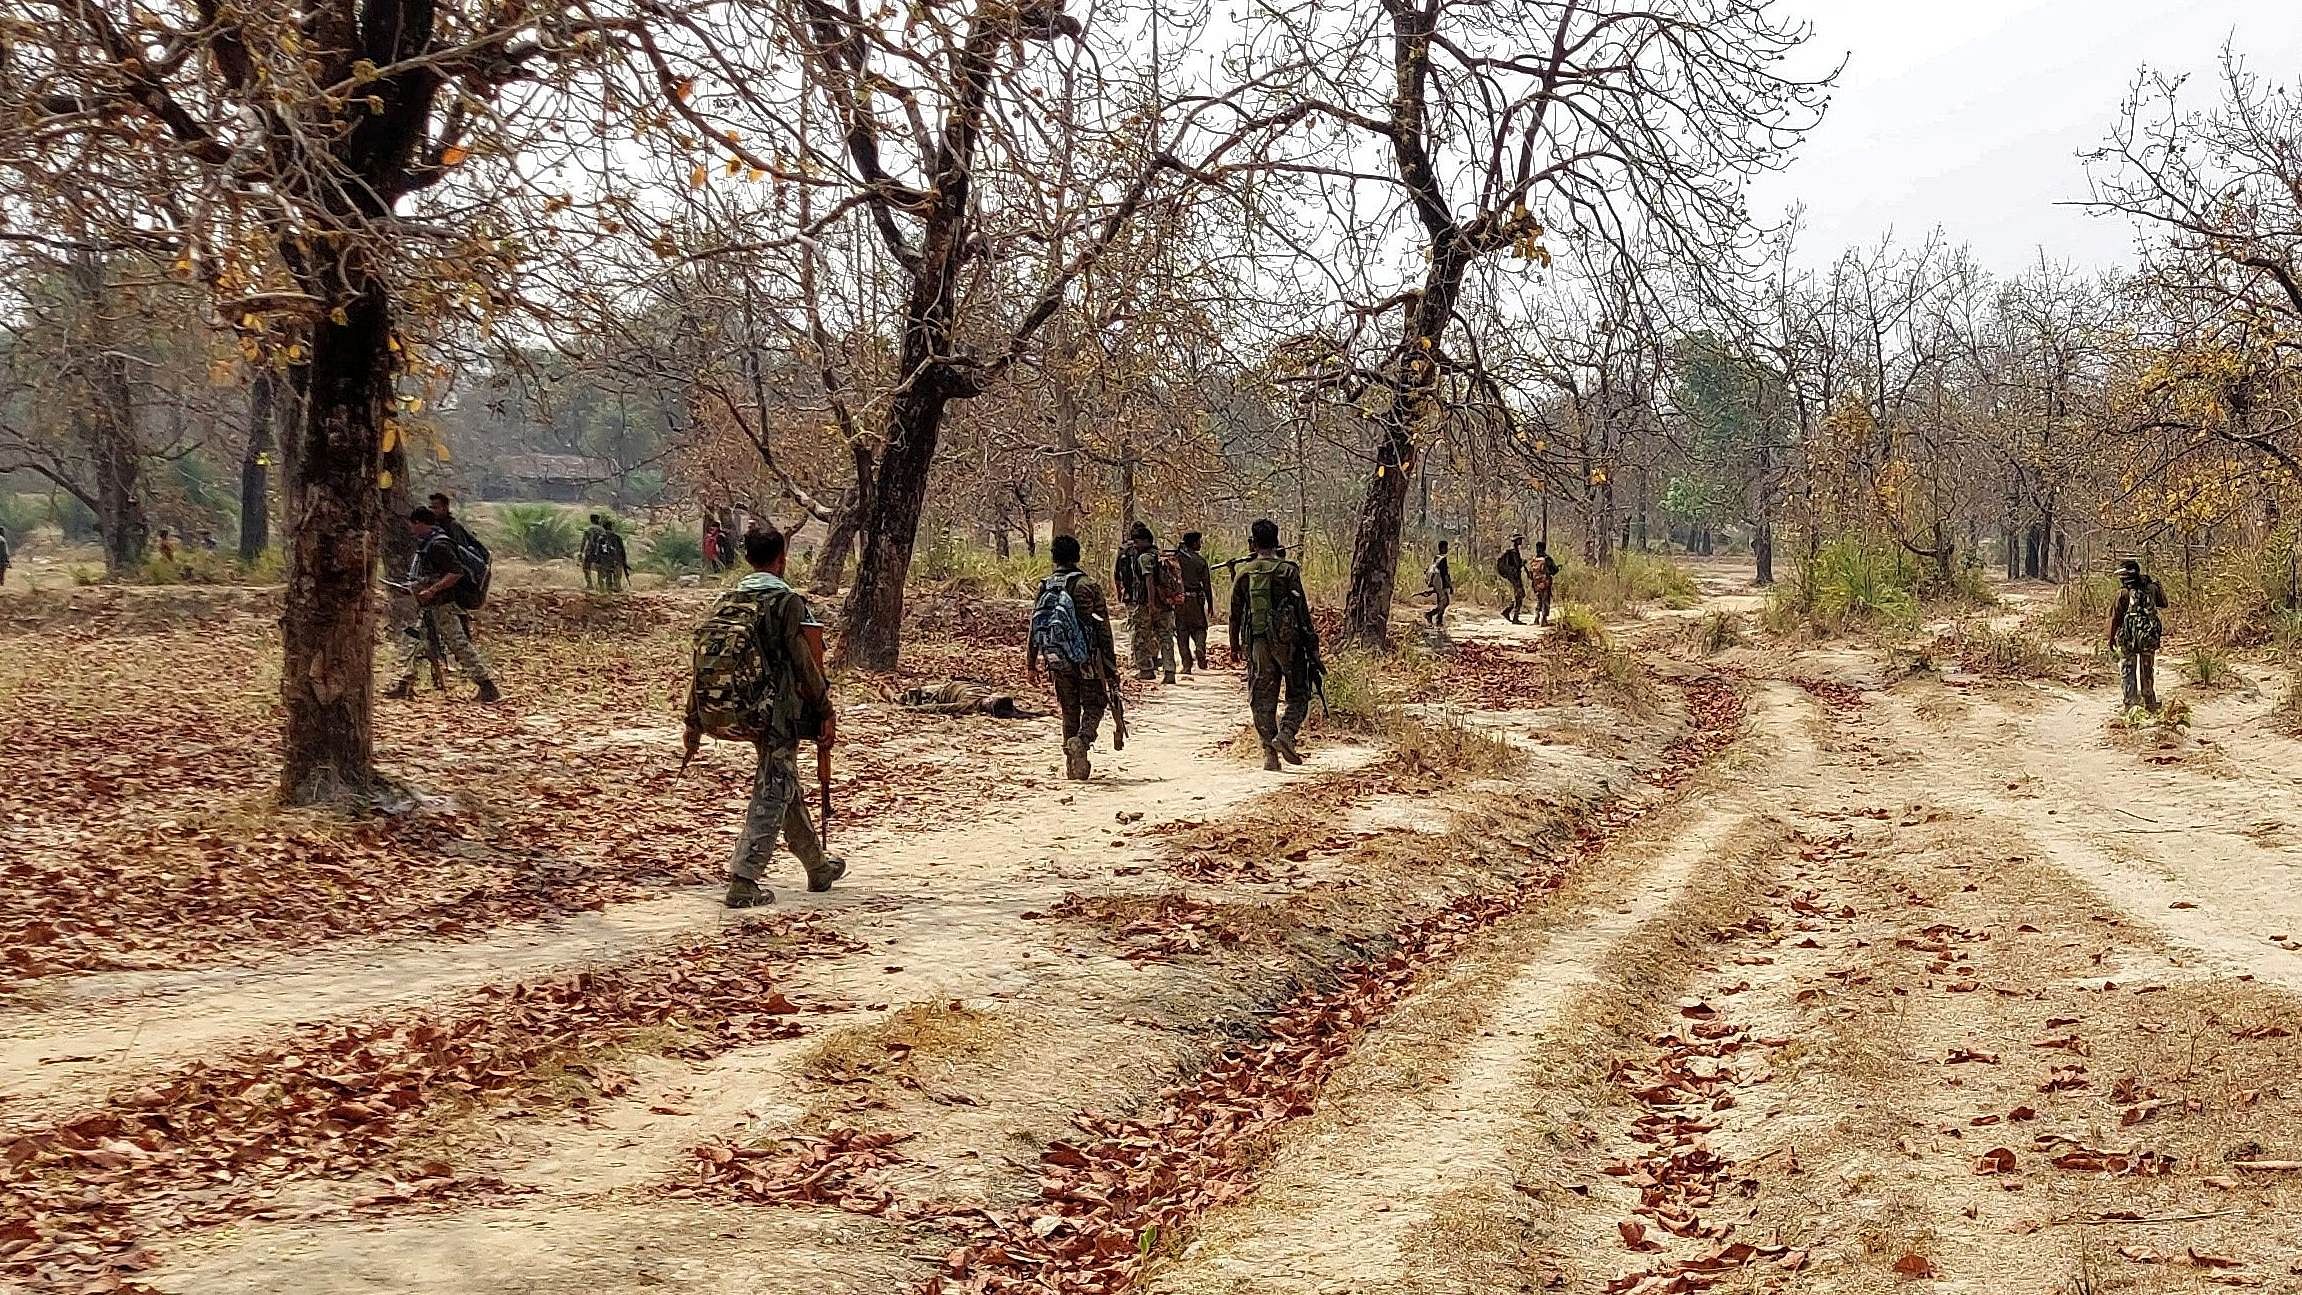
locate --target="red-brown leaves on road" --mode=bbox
[1,918,827,1292]
[678,1127,916,1215]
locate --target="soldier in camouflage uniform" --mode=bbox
[683,526,845,908]
[386,507,500,703]
[1030,535,1120,780]
[1229,517,1318,771]
[1118,521,1178,683]
[900,679,1040,719]
[580,514,607,590]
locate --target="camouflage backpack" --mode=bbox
[2118,581,2164,655]
[688,585,796,741]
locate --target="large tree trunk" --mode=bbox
[835,385,951,671]
[67,257,142,575]
[1340,409,1415,644]
[1051,378,1084,539]
[279,276,392,805]
[239,370,279,562]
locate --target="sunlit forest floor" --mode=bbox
[5,557,2301,1294]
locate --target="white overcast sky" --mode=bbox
[1749,0,2302,271]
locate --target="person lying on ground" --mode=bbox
[899,679,1042,719]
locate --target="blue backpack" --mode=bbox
[1031,572,1094,666]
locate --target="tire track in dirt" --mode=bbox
[1879,681,2302,990]
[1142,805,1761,1295]
[0,681,1372,1122]
[905,672,1748,1295]
[119,677,1448,1295]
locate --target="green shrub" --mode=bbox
[1771,537,1918,634]
[1691,610,1745,656]
[131,548,242,585]
[643,529,705,575]
[1311,646,1395,735]
[1555,552,1698,613]
[1548,602,1610,648]
[916,532,1043,596]
[0,492,48,539]
[494,503,582,560]
[2185,644,2230,689]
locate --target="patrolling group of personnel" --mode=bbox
[1027,517,1322,778]
[680,518,1321,908]
[1417,532,1560,629]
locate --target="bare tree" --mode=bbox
[1240,0,1828,643]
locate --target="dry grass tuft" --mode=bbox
[801,998,1012,1084]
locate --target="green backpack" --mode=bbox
[689,586,794,741]
[1244,558,1306,646]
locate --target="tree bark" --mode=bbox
[1341,408,1416,643]
[239,369,279,562]
[809,443,874,595]
[836,384,952,671]
[66,257,142,575]
[278,275,392,805]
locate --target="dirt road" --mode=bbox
[6,576,2301,1294]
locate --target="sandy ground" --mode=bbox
[9,559,2302,1295]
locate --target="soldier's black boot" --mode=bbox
[1275,732,1305,765]
[806,855,847,893]
[1261,743,1281,772]
[724,877,774,908]
[1063,737,1090,781]
[476,678,503,704]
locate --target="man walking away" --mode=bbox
[1422,540,1454,628]
[684,526,845,908]
[1496,535,1527,623]
[600,519,632,592]
[1173,531,1215,674]
[1125,521,1180,683]
[1230,518,1318,771]
[386,508,501,703]
[1530,540,1562,626]
[1029,535,1120,780]
[580,514,607,590]
[427,492,484,556]
[2109,558,2168,712]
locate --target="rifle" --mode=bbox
[381,578,448,688]
[817,740,834,848]
[1306,644,1331,721]
[1106,665,1129,750]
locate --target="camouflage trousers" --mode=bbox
[1246,639,1310,747]
[397,605,491,685]
[1048,663,1110,748]
[2121,650,2157,711]
[1502,575,1527,621]
[731,744,828,883]
[1130,604,1177,678]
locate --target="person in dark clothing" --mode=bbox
[1173,532,1216,673]
[2108,558,2168,712]
[427,492,484,557]
[1029,535,1121,780]
[1496,535,1527,622]
[387,507,499,703]
[1229,518,1318,771]
[1422,540,1453,627]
